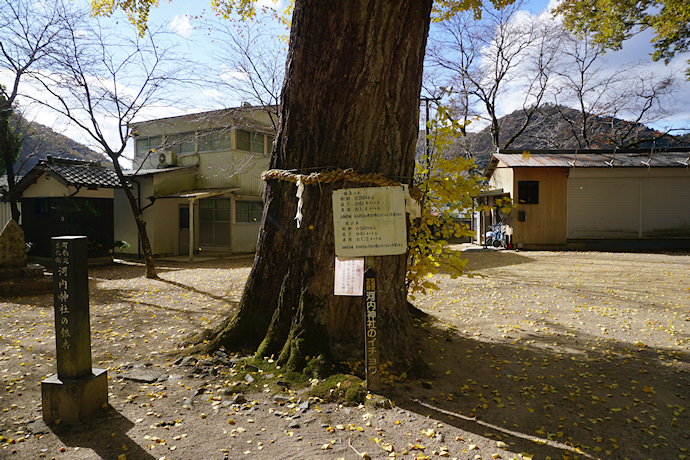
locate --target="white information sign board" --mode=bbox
[332,186,407,257]
[333,257,364,296]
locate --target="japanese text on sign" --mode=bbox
[363,268,379,391]
[334,257,364,296]
[54,241,72,351]
[332,187,407,257]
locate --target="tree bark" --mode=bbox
[207,0,433,374]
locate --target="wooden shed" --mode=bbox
[484,148,690,250]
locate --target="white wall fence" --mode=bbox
[1,202,21,228]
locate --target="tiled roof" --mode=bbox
[16,156,121,193]
[42,159,121,188]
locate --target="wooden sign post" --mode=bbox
[41,236,108,424]
[364,267,379,391]
[332,186,407,392]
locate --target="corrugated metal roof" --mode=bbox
[485,148,690,178]
[153,187,240,199]
[495,151,690,168]
[123,165,197,176]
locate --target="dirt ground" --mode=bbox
[0,247,688,460]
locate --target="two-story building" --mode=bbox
[114,105,276,258]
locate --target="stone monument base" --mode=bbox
[0,264,52,297]
[41,368,108,424]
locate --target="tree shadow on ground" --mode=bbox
[51,406,154,460]
[156,278,239,304]
[88,262,179,281]
[383,315,689,460]
[454,248,534,272]
[173,256,254,270]
[109,297,239,316]
[0,292,53,308]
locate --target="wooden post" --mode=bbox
[364,267,380,391]
[41,236,107,424]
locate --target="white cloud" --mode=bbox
[220,68,251,83]
[201,89,224,100]
[256,0,284,11]
[487,2,690,132]
[169,14,193,38]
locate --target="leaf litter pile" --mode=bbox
[1,249,688,459]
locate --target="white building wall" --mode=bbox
[151,167,197,196]
[190,150,269,194]
[232,223,261,252]
[1,202,21,228]
[488,161,514,196]
[567,167,690,239]
[113,178,154,256]
[20,173,113,199]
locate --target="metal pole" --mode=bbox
[425,99,430,182]
[189,198,194,262]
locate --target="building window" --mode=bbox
[198,129,231,152]
[199,198,230,245]
[35,198,51,215]
[165,132,195,154]
[236,200,263,223]
[135,136,162,158]
[518,181,539,204]
[236,129,267,154]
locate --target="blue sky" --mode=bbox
[10,0,689,162]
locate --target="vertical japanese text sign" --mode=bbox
[364,268,379,391]
[52,236,92,380]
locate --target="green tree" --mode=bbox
[555,0,690,79]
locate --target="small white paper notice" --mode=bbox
[334,257,364,296]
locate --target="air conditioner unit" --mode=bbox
[158,151,176,167]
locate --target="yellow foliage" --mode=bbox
[91,0,278,35]
[432,0,518,22]
[407,103,492,296]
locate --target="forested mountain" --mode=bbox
[444,104,690,167]
[10,114,110,176]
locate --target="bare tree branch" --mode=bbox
[23,9,190,278]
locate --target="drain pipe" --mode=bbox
[137,181,141,260]
[188,197,195,262]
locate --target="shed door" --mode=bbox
[640,178,690,238]
[567,177,640,239]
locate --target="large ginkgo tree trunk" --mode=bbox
[207,0,433,374]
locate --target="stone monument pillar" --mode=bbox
[41,236,108,424]
[0,219,51,296]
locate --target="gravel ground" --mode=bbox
[0,248,688,460]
